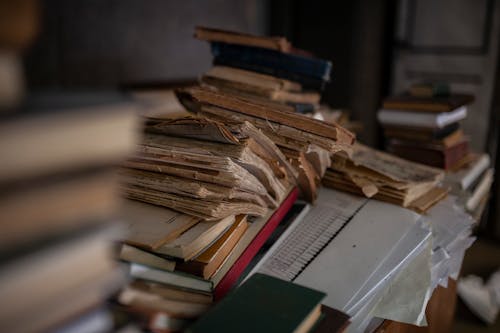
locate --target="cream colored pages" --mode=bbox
[120,199,200,250]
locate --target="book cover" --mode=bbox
[187,273,326,333]
[211,42,331,84]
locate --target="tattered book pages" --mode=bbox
[121,168,273,208]
[125,186,268,221]
[176,86,355,145]
[120,199,200,250]
[140,134,286,202]
[155,215,236,260]
[324,144,446,212]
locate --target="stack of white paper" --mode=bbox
[426,195,476,289]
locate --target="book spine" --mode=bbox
[213,188,299,300]
[211,42,331,82]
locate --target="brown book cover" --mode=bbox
[382,93,474,113]
[176,86,355,145]
[194,26,291,53]
[387,138,469,170]
[176,215,248,279]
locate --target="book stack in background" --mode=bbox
[0,93,139,333]
[193,26,355,202]
[378,84,473,170]
[378,83,494,221]
[115,115,300,332]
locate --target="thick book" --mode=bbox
[195,26,291,53]
[0,169,119,251]
[211,42,332,83]
[129,263,213,293]
[382,122,460,142]
[118,286,210,319]
[176,215,249,278]
[387,138,470,170]
[0,92,139,183]
[382,93,474,113]
[377,105,467,129]
[176,86,354,144]
[186,273,326,333]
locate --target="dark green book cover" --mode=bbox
[186,273,326,333]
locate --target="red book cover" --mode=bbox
[213,188,299,300]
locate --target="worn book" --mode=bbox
[382,93,474,113]
[323,144,446,211]
[120,199,200,251]
[0,92,139,183]
[144,116,296,182]
[202,74,320,105]
[382,122,460,142]
[195,26,292,53]
[211,42,331,89]
[176,215,248,279]
[204,66,301,92]
[378,105,467,129]
[186,273,326,333]
[137,134,286,203]
[387,137,470,170]
[118,285,210,319]
[119,244,176,272]
[0,169,119,251]
[153,215,236,260]
[122,168,273,210]
[176,86,355,146]
[128,263,213,293]
[130,280,213,304]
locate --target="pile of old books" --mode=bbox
[378,83,473,170]
[116,116,299,331]
[0,93,138,333]
[323,143,448,213]
[115,27,356,332]
[191,26,355,202]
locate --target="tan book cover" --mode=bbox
[195,26,291,53]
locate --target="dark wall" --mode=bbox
[270,0,394,146]
[24,0,267,88]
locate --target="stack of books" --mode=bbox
[378,86,474,170]
[116,115,300,331]
[122,116,294,219]
[0,93,139,333]
[323,143,447,213]
[190,26,355,202]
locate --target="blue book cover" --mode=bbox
[211,42,332,89]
